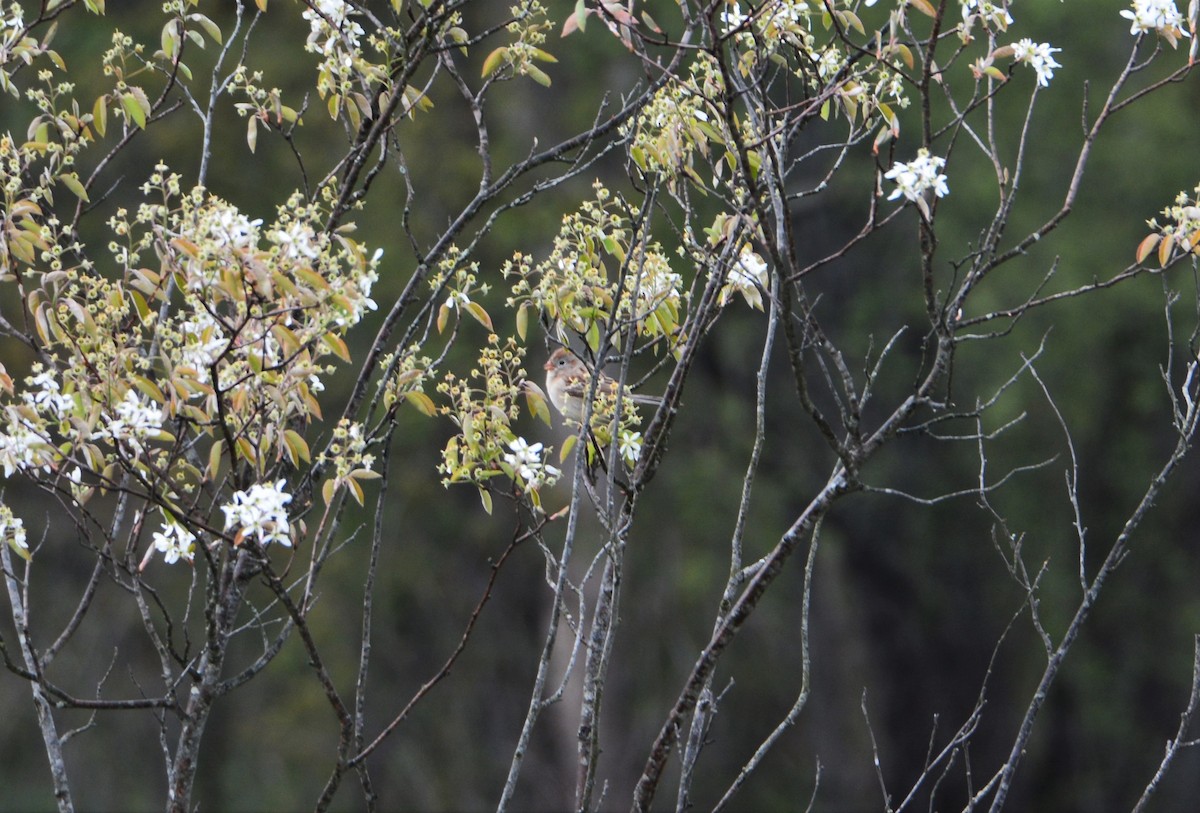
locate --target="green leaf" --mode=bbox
[7,534,31,562]
[207,439,223,481]
[246,116,258,153]
[132,375,165,404]
[907,0,937,17]
[405,391,437,417]
[524,382,551,426]
[322,478,336,506]
[92,95,108,137]
[482,47,508,78]
[191,13,223,44]
[515,302,529,341]
[58,172,89,202]
[465,301,493,331]
[121,92,146,129]
[479,487,493,515]
[560,433,578,463]
[161,19,179,59]
[525,64,552,87]
[283,429,311,464]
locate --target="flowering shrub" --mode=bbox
[0,2,1197,812]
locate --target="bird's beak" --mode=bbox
[543,360,555,371]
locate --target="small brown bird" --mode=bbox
[542,347,658,424]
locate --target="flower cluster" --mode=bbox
[719,245,770,311]
[1137,184,1200,267]
[960,0,1014,36]
[222,480,293,547]
[502,437,561,490]
[0,406,56,479]
[303,0,367,99]
[617,430,643,467]
[1011,38,1062,87]
[96,171,382,473]
[91,391,166,457]
[1120,0,1192,46]
[437,337,556,511]
[623,57,729,188]
[505,183,686,350]
[0,503,27,558]
[151,517,196,565]
[317,419,380,506]
[885,149,949,217]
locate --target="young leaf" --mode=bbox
[1158,232,1174,267]
[1135,233,1161,264]
[121,92,147,129]
[58,172,89,202]
[406,391,437,417]
[525,64,552,87]
[465,301,493,331]
[482,47,508,78]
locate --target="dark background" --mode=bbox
[2,1,1200,810]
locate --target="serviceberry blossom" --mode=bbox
[303,0,364,52]
[618,430,643,466]
[23,365,73,419]
[152,519,196,564]
[272,221,322,262]
[719,245,770,310]
[1120,0,1191,41]
[503,437,560,489]
[1011,39,1062,87]
[1,3,24,50]
[719,3,749,34]
[885,149,949,205]
[961,0,1014,29]
[209,204,261,252]
[178,310,227,370]
[222,480,293,547]
[0,409,52,478]
[0,504,27,552]
[92,390,164,455]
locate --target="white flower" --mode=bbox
[0,409,52,478]
[817,48,846,80]
[961,0,1014,28]
[93,390,163,455]
[504,437,561,489]
[302,0,365,51]
[23,366,73,419]
[178,310,227,370]
[209,205,261,251]
[152,519,196,564]
[720,3,749,33]
[885,148,949,210]
[0,505,27,552]
[272,221,322,262]
[221,479,293,547]
[720,245,769,310]
[1120,0,1190,42]
[618,430,643,466]
[1011,38,1062,87]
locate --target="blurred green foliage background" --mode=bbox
[2,1,1200,810]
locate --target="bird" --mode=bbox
[542,347,659,425]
